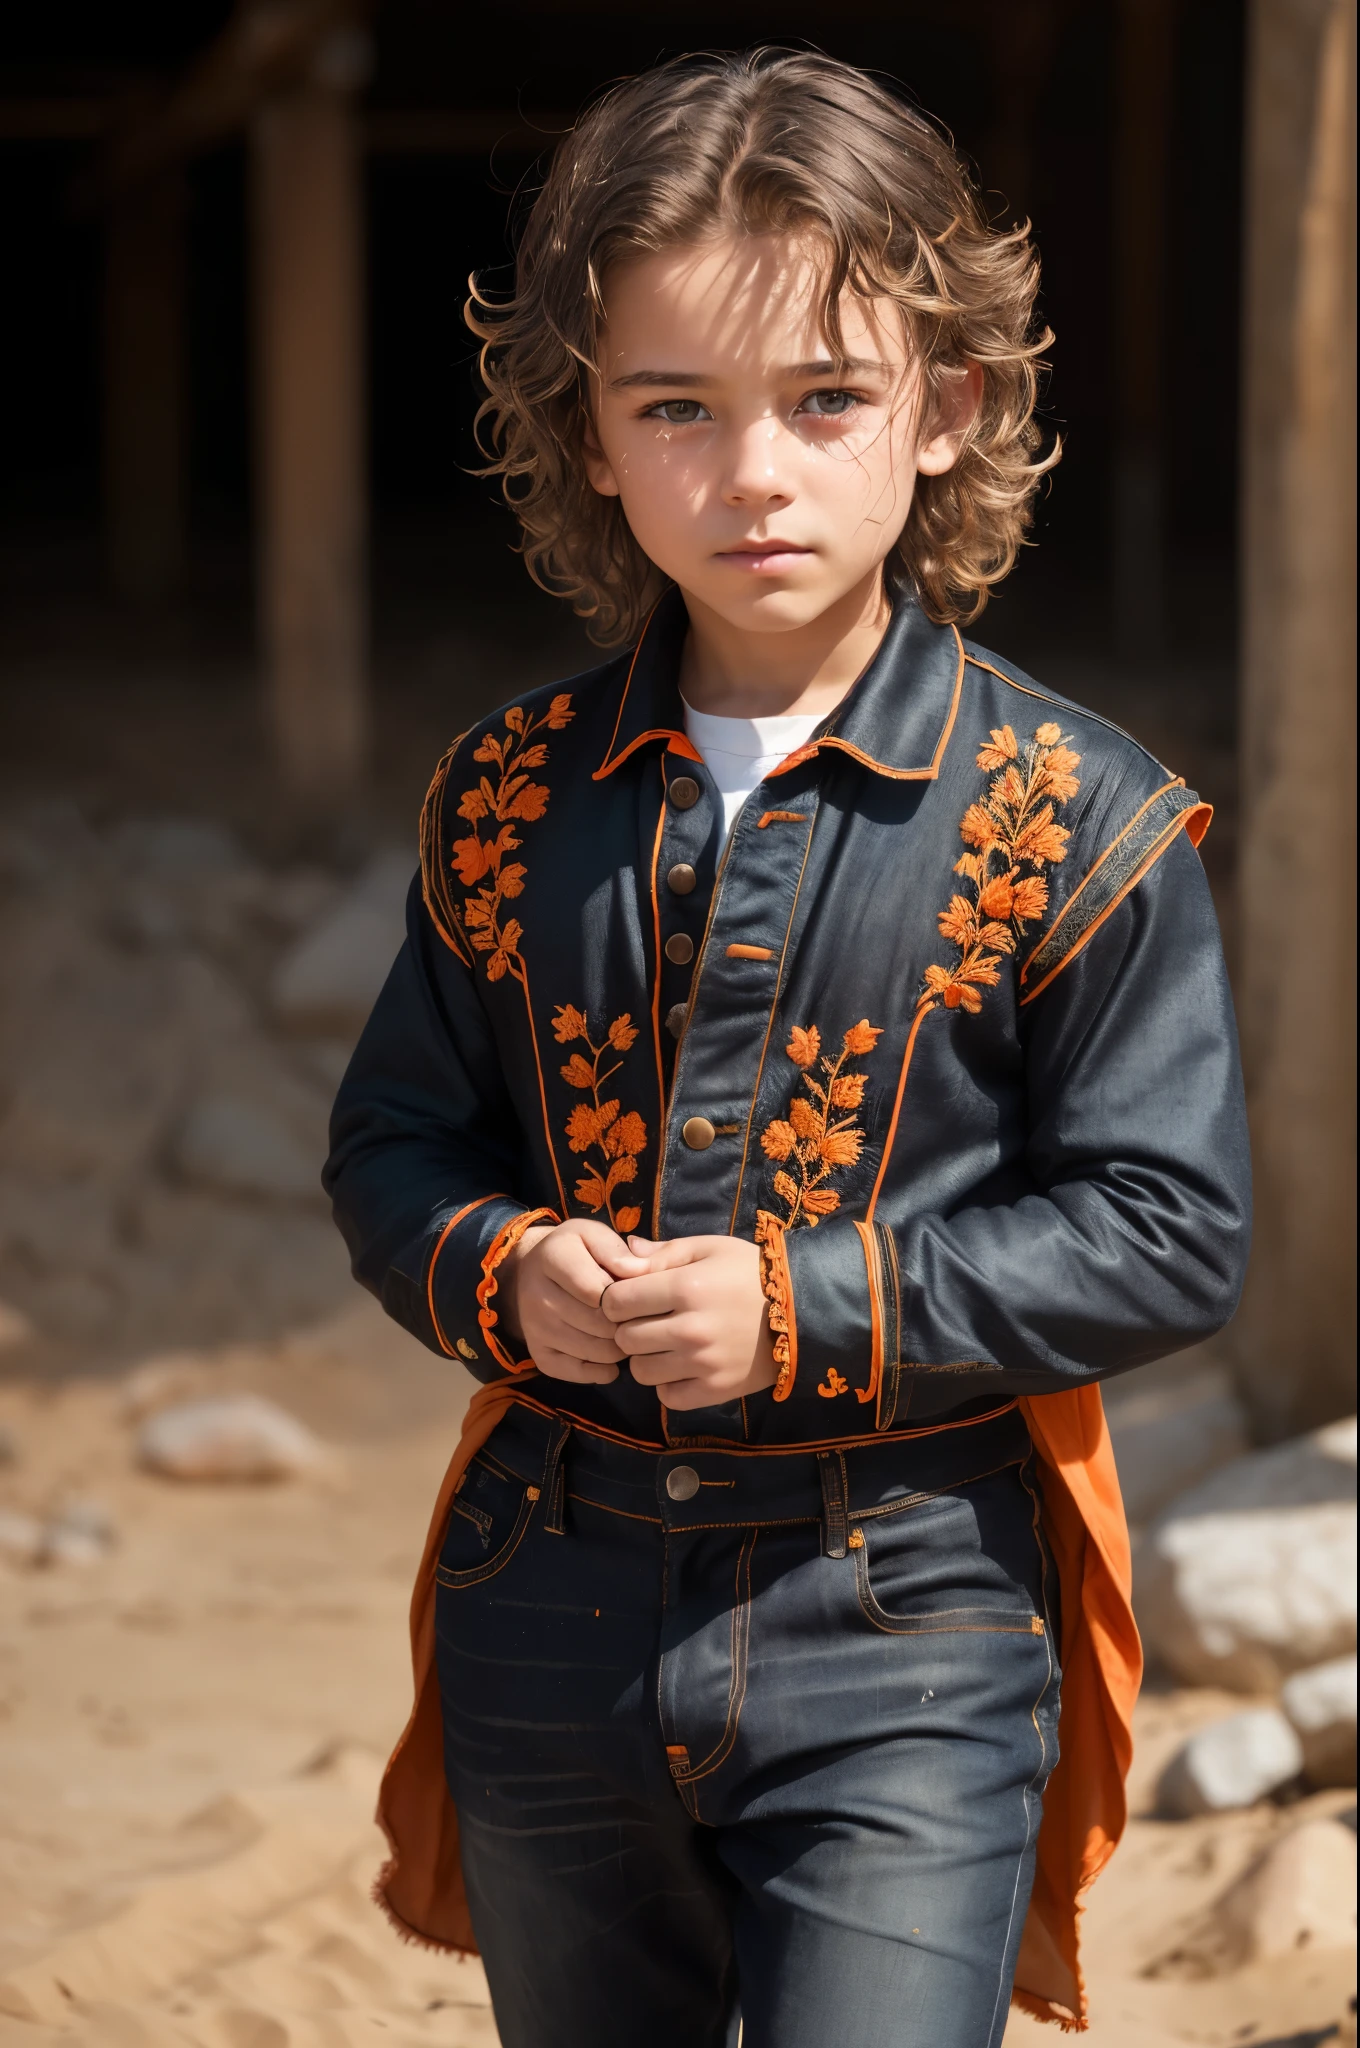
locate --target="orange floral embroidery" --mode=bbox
[759,1019,883,1230]
[452,694,574,982]
[552,1007,647,1234]
[924,721,1080,1013]
[818,1367,849,1399]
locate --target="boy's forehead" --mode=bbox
[599,235,906,378]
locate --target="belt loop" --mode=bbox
[542,1420,571,1536]
[818,1449,849,1559]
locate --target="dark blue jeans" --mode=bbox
[434,1401,1060,2048]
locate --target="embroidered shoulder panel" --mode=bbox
[1020,780,1206,1001]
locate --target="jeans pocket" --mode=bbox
[436,1454,540,1589]
[849,1476,1048,1638]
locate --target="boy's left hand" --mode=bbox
[600,1235,777,1410]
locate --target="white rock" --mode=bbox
[138,1394,324,1481]
[1105,1364,1250,1524]
[1135,1417,1357,1690]
[1282,1655,1358,1788]
[1158,1706,1303,1815]
[0,1509,43,1566]
[172,1096,321,1202]
[269,850,412,1037]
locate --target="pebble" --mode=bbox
[138,1394,324,1481]
[1282,1654,1358,1788]
[1158,1706,1303,1816]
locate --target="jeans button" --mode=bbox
[666,1465,701,1502]
[681,1117,716,1149]
[666,862,698,895]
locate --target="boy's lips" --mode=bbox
[713,541,814,572]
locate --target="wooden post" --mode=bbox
[1233,0,1356,1437]
[251,76,367,812]
[1111,0,1178,658]
[104,171,187,602]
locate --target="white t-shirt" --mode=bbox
[682,700,823,837]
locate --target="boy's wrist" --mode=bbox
[496,1223,557,1342]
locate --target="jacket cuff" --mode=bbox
[779,1217,881,1410]
[754,1212,799,1399]
[426,1197,557,1377]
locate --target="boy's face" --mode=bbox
[585,233,978,636]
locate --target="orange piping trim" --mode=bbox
[592,605,701,780]
[426,1194,505,1357]
[853,1219,884,1407]
[765,626,966,784]
[1020,808,1211,1004]
[757,810,807,827]
[647,767,668,1153]
[727,807,820,1229]
[726,943,774,961]
[476,1205,559,1372]
[866,997,934,1222]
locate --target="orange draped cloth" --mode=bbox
[373,1380,1140,2033]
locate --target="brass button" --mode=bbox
[668,776,701,810]
[666,1465,701,1501]
[681,1116,716,1150]
[666,862,698,895]
[664,932,694,965]
[665,1003,687,1039]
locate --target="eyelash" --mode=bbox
[642,390,864,425]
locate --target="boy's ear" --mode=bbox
[914,362,983,477]
[581,412,622,498]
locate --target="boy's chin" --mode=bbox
[684,576,866,635]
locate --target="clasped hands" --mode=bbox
[498,1217,777,1410]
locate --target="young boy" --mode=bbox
[326,48,1250,2047]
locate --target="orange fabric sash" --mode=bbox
[373,1379,1140,2032]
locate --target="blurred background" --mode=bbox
[0,6,1353,2046]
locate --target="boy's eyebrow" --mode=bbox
[610,356,892,390]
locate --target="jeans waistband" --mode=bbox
[479,1397,1032,1559]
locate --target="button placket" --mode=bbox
[657,761,719,1057]
[659,781,821,1236]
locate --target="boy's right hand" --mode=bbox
[498,1218,648,1384]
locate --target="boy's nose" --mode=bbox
[720,419,795,506]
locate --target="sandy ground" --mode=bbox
[0,1297,1353,2048]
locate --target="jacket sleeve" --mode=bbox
[322,876,552,1379]
[780,829,1252,1418]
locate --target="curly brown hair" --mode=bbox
[469,48,1057,644]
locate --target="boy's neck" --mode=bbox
[676,568,893,721]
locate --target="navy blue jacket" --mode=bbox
[324,592,1251,1447]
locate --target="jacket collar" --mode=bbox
[592,583,965,783]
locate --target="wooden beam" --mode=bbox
[1233,0,1356,1437]
[90,0,367,198]
[104,171,187,603]
[251,79,367,814]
